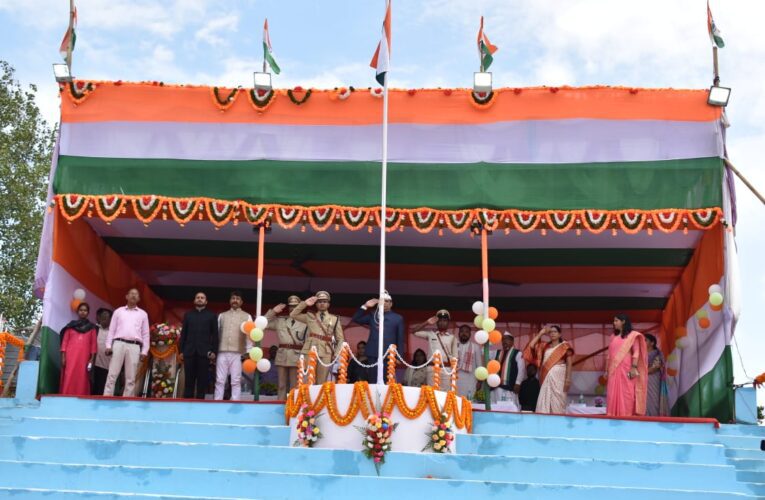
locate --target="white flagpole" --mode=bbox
[376,70,389,385]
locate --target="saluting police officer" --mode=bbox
[265,295,307,399]
[291,291,344,383]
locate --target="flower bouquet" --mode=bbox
[357,412,398,475]
[294,404,323,448]
[422,411,454,453]
[150,323,181,347]
[150,362,174,398]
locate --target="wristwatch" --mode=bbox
[361,305,368,311]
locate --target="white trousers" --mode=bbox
[104,341,140,397]
[214,352,242,401]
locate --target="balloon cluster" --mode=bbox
[70,288,87,311]
[696,284,724,330]
[241,315,271,374]
[471,301,502,347]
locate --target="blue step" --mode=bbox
[728,458,765,472]
[717,434,765,451]
[0,489,240,499]
[726,448,765,460]
[0,461,755,500]
[718,424,765,437]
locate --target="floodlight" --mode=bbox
[253,72,272,91]
[53,63,72,83]
[473,72,492,94]
[708,85,731,107]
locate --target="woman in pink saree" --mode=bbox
[605,314,648,417]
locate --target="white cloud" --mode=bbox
[194,14,239,47]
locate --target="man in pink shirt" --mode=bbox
[103,288,150,397]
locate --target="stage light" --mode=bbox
[253,72,272,91]
[53,63,72,83]
[473,72,492,94]
[708,85,731,107]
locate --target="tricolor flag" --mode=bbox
[477,16,498,71]
[369,0,391,86]
[263,19,281,74]
[707,1,725,48]
[59,4,77,62]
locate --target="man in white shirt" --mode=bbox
[490,332,526,407]
[214,291,253,401]
[456,324,483,397]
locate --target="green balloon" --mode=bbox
[709,292,724,306]
[250,328,264,342]
[249,347,263,361]
[694,309,708,320]
[474,366,489,381]
[594,384,605,396]
[474,315,484,328]
[482,318,496,332]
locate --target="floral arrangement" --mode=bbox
[150,323,181,347]
[150,362,175,398]
[294,404,323,448]
[422,411,454,453]
[594,397,605,407]
[357,411,398,474]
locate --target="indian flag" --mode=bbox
[59,5,77,62]
[707,1,725,48]
[369,0,391,86]
[477,16,498,71]
[263,19,281,74]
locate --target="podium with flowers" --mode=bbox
[145,323,182,399]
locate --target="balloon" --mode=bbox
[488,330,502,344]
[594,384,605,396]
[70,299,82,311]
[598,375,607,386]
[698,317,711,329]
[473,315,484,328]
[487,360,501,375]
[710,303,723,312]
[487,307,499,320]
[667,368,678,377]
[257,358,271,373]
[250,328,264,342]
[241,321,255,334]
[242,359,257,374]
[667,353,678,364]
[675,337,688,350]
[474,367,488,381]
[487,374,501,388]
[73,288,86,301]
[249,347,263,361]
[674,326,688,339]
[471,301,484,316]
[482,318,496,332]
[474,330,489,345]
[708,292,724,307]
[694,309,708,320]
[254,315,268,330]
[708,284,722,296]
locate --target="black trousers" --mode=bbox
[184,353,209,399]
[92,366,108,396]
[365,357,379,384]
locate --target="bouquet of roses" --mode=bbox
[357,412,398,474]
[422,411,454,453]
[150,363,174,398]
[150,323,181,347]
[294,404,323,448]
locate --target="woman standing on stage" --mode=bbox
[605,313,648,417]
[60,302,98,395]
[644,333,668,416]
[524,325,574,414]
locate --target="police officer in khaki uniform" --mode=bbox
[265,295,307,399]
[291,291,344,383]
[413,309,458,391]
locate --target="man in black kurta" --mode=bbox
[180,292,219,399]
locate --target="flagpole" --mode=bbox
[376,71,389,385]
[66,0,75,70]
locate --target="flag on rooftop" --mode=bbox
[369,0,391,86]
[263,18,281,74]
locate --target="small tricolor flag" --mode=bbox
[263,19,281,74]
[59,4,77,62]
[707,1,725,48]
[477,16,498,71]
[369,0,391,86]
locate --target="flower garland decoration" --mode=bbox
[248,88,277,111]
[211,87,240,111]
[334,86,354,100]
[370,87,384,98]
[62,81,96,105]
[0,332,26,392]
[149,323,181,360]
[470,90,495,109]
[357,411,398,474]
[287,86,312,105]
[422,411,454,453]
[150,362,175,398]
[294,404,323,447]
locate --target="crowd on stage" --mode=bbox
[57,288,668,417]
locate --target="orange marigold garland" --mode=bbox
[0,332,25,391]
[432,352,442,389]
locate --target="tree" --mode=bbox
[0,61,54,331]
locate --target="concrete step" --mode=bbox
[728,458,765,472]
[0,488,244,499]
[717,434,765,451]
[726,448,765,460]
[717,424,765,437]
[0,436,745,492]
[0,461,756,500]
[737,470,765,484]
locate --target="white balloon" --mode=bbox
[675,337,689,350]
[708,284,723,296]
[254,315,268,331]
[256,358,271,373]
[487,373,501,388]
[471,301,484,316]
[474,330,489,345]
[73,288,86,301]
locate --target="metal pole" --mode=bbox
[253,224,265,400]
[481,228,491,410]
[376,71,390,385]
[724,159,765,206]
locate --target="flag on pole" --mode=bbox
[707,1,725,48]
[369,0,391,86]
[263,19,281,74]
[59,4,77,62]
[477,16,498,71]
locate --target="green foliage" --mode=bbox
[0,61,54,331]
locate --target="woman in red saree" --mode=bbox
[605,313,648,417]
[524,325,574,414]
[60,302,97,395]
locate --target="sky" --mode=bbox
[0,0,763,389]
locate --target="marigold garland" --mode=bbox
[0,332,25,391]
[211,87,240,111]
[247,88,277,112]
[469,90,497,109]
[62,81,96,105]
[287,87,312,105]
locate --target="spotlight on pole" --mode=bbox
[707,85,731,107]
[473,72,492,94]
[52,63,72,83]
[253,72,272,91]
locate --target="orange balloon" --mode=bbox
[241,321,255,335]
[488,330,502,344]
[666,368,678,377]
[487,360,501,375]
[242,359,257,374]
[698,317,711,329]
[70,299,82,311]
[674,326,688,339]
[598,375,607,386]
[487,307,499,320]
[710,303,723,312]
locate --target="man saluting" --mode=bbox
[352,290,405,383]
[291,291,344,384]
